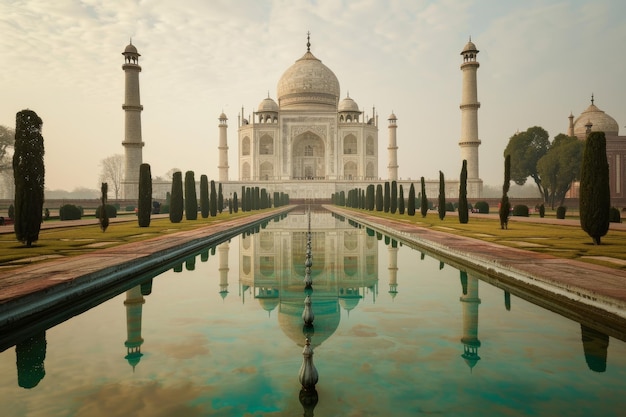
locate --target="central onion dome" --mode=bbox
[573,97,619,139]
[277,42,340,111]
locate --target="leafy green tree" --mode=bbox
[99,182,109,232]
[200,175,209,218]
[138,163,152,227]
[420,177,428,217]
[169,171,183,223]
[537,134,584,209]
[458,160,468,224]
[210,180,217,216]
[13,110,45,247]
[398,184,405,215]
[407,183,416,216]
[383,181,390,212]
[499,155,511,229]
[375,184,383,211]
[579,132,610,245]
[391,181,397,214]
[438,171,446,220]
[503,126,550,201]
[184,171,197,220]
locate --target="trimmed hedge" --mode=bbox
[556,206,567,219]
[609,207,621,223]
[474,201,489,214]
[95,204,118,219]
[60,204,82,220]
[512,204,529,217]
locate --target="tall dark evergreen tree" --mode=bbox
[458,160,469,224]
[200,175,209,218]
[407,183,416,216]
[438,171,446,220]
[210,180,217,216]
[398,184,405,215]
[184,171,197,220]
[245,187,252,211]
[13,110,45,247]
[499,155,511,229]
[99,182,109,232]
[420,177,428,217]
[375,184,383,211]
[580,132,610,245]
[218,183,224,213]
[366,184,375,210]
[241,186,247,211]
[138,163,152,227]
[233,192,239,213]
[383,181,390,212]
[169,171,183,223]
[391,181,397,214]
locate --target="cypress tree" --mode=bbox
[261,188,268,209]
[398,184,405,214]
[375,184,383,211]
[233,192,239,213]
[241,186,246,212]
[383,181,390,212]
[438,171,446,220]
[499,155,511,229]
[245,187,252,211]
[420,177,428,217]
[391,181,397,214]
[218,183,224,213]
[13,110,45,247]
[407,183,416,216]
[200,175,209,218]
[580,132,610,244]
[169,171,183,223]
[99,182,109,232]
[184,171,197,220]
[366,184,375,210]
[458,160,469,224]
[138,163,152,227]
[210,180,217,216]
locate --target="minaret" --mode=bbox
[459,38,482,198]
[218,112,229,182]
[121,40,144,200]
[567,112,575,137]
[124,285,145,370]
[387,244,398,299]
[387,113,398,181]
[459,272,481,370]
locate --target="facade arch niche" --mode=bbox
[260,135,273,155]
[242,162,251,180]
[366,162,375,179]
[292,131,325,179]
[242,136,251,156]
[344,161,357,180]
[260,161,274,180]
[366,136,375,155]
[343,134,357,154]
[343,231,358,250]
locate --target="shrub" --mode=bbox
[445,202,455,212]
[8,204,15,219]
[556,206,567,219]
[160,204,170,214]
[125,205,135,212]
[474,201,489,214]
[609,207,621,223]
[95,204,118,218]
[538,204,545,218]
[59,204,82,220]
[512,204,529,217]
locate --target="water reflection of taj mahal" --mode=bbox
[239,208,379,347]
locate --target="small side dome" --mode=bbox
[338,96,359,113]
[219,112,228,120]
[461,40,478,54]
[258,97,279,112]
[388,112,397,121]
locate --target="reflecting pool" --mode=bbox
[1,208,625,416]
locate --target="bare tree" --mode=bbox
[99,154,123,200]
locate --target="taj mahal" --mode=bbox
[120,35,484,201]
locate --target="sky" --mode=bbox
[1,0,625,192]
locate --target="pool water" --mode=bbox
[1,209,625,416]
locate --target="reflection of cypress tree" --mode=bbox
[140,278,153,296]
[200,249,209,262]
[439,261,444,270]
[460,271,468,295]
[504,291,511,311]
[185,256,196,271]
[581,324,609,373]
[173,263,183,273]
[384,235,390,245]
[16,331,46,389]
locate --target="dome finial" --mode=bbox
[307,31,311,52]
[591,93,594,105]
